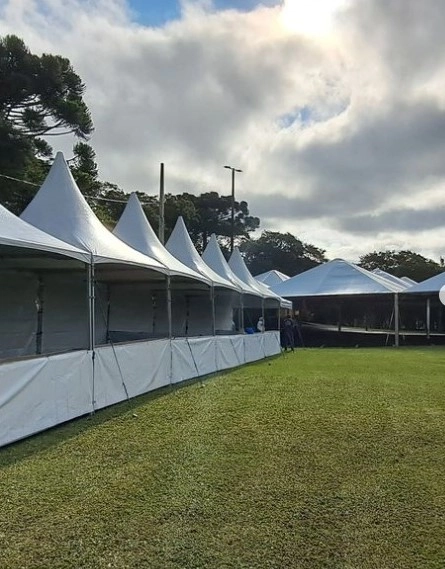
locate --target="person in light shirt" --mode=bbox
[257,316,265,333]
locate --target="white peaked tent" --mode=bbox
[401,276,418,285]
[202,234,257,295]
[228,248,292,332]
[113,193,212,338]
[114,193,209,283]
[0,203,89,262]
[0,204,89,359]
[255,270,290,288]
[166,217,239,335]
[272,259,405,297]
[0,159,282,448]
[202,234,264,331]
[21,152,169,349]
[372,269,412,289]
[21,153,166,271]
[166,217,238,290]
[229,247,292,307]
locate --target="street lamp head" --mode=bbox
[224,165,231,169]
[235,168,242,173]
[223,165,242,172]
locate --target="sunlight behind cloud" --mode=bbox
[279,0,348,36]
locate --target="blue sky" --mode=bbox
[128,0,279,26]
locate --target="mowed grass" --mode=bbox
[1,348,445,569]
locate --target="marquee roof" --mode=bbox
[272,259,405,298]
[0,203,89,262]
[21,153,166,272]
[165,217,238,290]
[113,193,209,283]
[202,234,260,295]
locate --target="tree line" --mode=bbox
[0,35,442,282]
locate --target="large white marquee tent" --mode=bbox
[0,153,281,448]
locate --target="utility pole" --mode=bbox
[224,165,242,253]
[159,162,165,244]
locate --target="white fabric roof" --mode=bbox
[165,217,238,290]
[272,258,405,297]
[228,248,292,308]
[21,152,167,271]
[255,269,290,287]
[113,193,210,284]
[372,269,412,289]
[0,203,89,262]
[401,276,418,285]
[404,271,445,294]
[202,234,260,295]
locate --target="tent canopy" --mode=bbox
[113,193,210,284]
[272,258,405,298]
[372,269,412,289]
[202,234,260,295]
[0,203,89,263]
[255,269,290,288]
[229,248,292,308]
[166,217,238,290]
[21,152,167,273]
[404,271,445,294]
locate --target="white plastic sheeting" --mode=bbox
[0,350,93,446]
[0,331,280,447]
[272,258,406,298]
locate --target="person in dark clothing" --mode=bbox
[282,314,295,352]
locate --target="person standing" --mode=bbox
[257,316,265,333]
[282,314,295,351]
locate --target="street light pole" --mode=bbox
[224,165,242,253]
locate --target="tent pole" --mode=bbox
[394,292,400,347]
[426,297,431,340]
[87,258,96,411]
[337,301,342,332]
[167,275,172,339]
[261,299,265,332]
[88,261,96,352]
[35,274,44,355]
[241,295,245,333]
[211,285,216,336]
[105,284,111,343]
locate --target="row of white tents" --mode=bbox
[0,152,291,447]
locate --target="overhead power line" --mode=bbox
[0,172,154,206]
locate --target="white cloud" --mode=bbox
[1,0,445,262]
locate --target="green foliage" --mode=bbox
[1,348,445,568]
[0,35,93,142]
[0,34,93,213]
[240,230,327,276]
[359,249,442,282]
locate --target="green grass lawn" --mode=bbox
[1,347,445,569]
